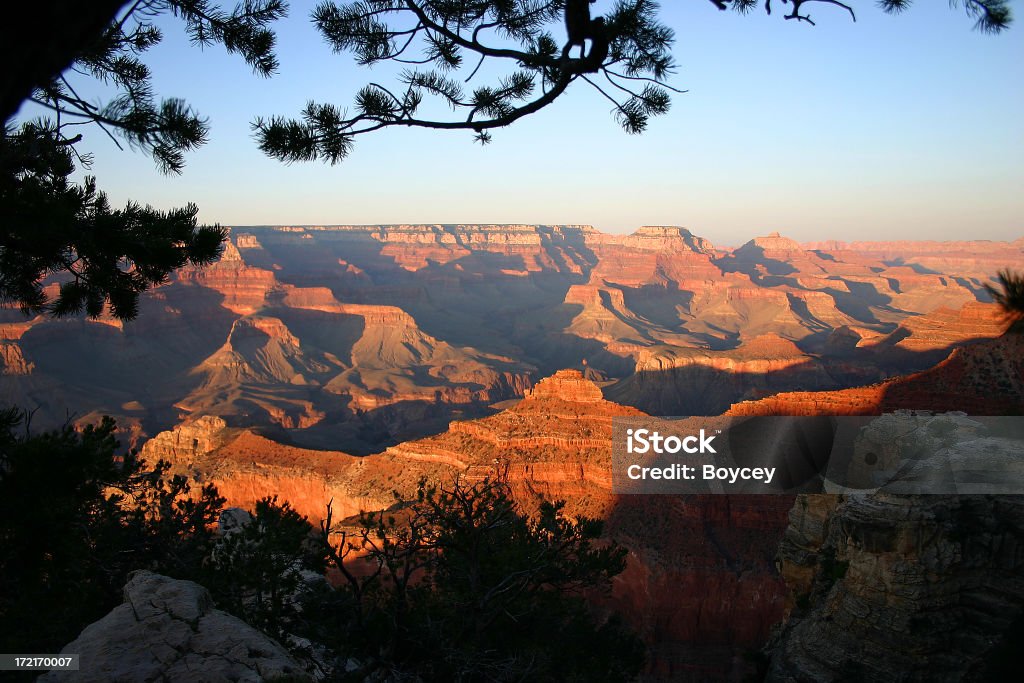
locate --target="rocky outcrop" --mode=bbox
[721,232,833,278]
[139,415,231,468]
[525,368,605,402]
[767,493,1024,682]
[802,238,1024,278]
[39,571,307,683]
[874,301,1007,354]
[234,233,263,249]
[728,385,887,417]
[584,226,723,288]
[149,422,385,523]
[176,241,279,315]
[148,370,632,523]
[382,368,647,502]
[601,493,793,679]
[0,342,33,374]
[740,232,811,260]
[616,225,715,253]
[294,223,599,272]
[15,224,1009,681]
[164,293,533,445]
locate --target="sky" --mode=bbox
[19,1,1024,245]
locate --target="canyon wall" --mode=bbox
[767,493,1024,682]
[147,369,793,679]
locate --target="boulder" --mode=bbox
[39,571,308,683]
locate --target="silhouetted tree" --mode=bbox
[2,2,1012,126]
[255,0,1013,161]
[0,123,226,318]
[17,1,285,172]
[0,410,225,656]
[202,497,327,641]
[986,269,1024,334]
[1,1,286,319]
[716,0,1010,29]
[1,2,129,123]
[317,477,645,681]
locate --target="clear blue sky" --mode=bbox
[21,1,1024,245]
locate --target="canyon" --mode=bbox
[7,225,1024,679]
[1,225,1017,451]
[143,327,1023,678]
[144,369,797,679]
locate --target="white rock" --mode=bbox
[39,570,308,682]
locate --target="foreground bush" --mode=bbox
[0,411,642,681]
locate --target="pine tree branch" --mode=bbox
[400,0,545,68]
[29,97,125,150]
[604,68,687,94]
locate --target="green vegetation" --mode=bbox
[1,1,285,319]
[202,497,327,642]
[315,478,645,680]
[0,408,224,655]
[0,413,643,681]
[0,123,225,319]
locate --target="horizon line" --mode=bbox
[223,223,1024,246]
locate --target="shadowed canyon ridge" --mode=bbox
[9,224,1024,679]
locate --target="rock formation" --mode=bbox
[142,313,1024,680]
[802,238,1024,279]
[523,367,605,402]
[139,415,232,467]
[39,571,307,683]
[871,301,1008,356]
[0,342,33,374]
[610,333,844,415]
[767,493,1024,682]
[4,225,1021,679]
[153,369,792,678]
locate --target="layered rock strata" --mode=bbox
[767,493,1024,682]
